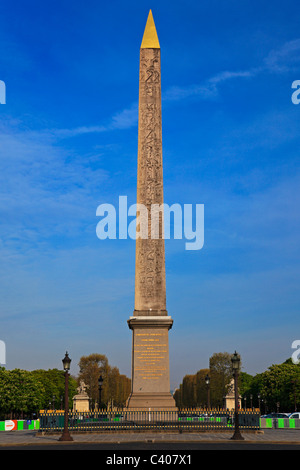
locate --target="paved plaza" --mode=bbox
[0,429,300,447]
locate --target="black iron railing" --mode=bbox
[39,409,260,433]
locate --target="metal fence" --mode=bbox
[39,409,260,433]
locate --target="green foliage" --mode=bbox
[78,354,131,408]
[0,368,77,419]
[259,363,300,412]
[2,353,298,417]
[0,369,44,418]
[175,355,300,413]
[174,369,210,408]
[31,369,77,410]
[0,353,130,418]
[209,352,232,408]
[240,363,300,412]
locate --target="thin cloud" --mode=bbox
[264,38,300,72]
[0,122,109,250]
[49,102,138,139]
[163,70,255,102]
[34,39,300,139]
[163,38,300,102]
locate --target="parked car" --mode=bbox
[260,413,290,419]
[289,412,300,419]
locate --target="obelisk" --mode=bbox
[127,10,176,409]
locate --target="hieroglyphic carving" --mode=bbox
[135,47,166,311]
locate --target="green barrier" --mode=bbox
[17,421,24,430]
[260,418,300,429]
[0,420,40,431]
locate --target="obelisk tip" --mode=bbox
[141,10,160,49]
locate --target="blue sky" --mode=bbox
[0,0,299,389]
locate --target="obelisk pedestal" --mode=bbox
[126,11,176,410]
[127,316,175,409]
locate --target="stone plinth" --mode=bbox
[73,381,90,412]
[73,394,90,412]
[127,316,176,409]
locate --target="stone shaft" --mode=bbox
[134,46,166,315]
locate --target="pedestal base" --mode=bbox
[72,394,90,412]
[126,391,177,410]
[127,314,176,412]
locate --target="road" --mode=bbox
[1,429,300,453]
[1,441,300,451]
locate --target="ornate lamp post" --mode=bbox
[205,374,211,410]
[59,352,73,442]
[230,351,244,441]
[98,375,103,410]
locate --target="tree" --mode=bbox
[259,363,300,412]
[237,360,300,413]
[0,369,44,419]
[31,368,77,411]
[239,371,254,408]
[174,369,210,408]
[78,353,109,406]
[181,374,197,408]
[209,352,233,408]
[175,356,300,412]
[77,354,130,408]
[195,369,210,408]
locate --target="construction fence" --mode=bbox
[0,419,40,431]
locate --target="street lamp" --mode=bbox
[98,375,103,410]
[59,352,73,442]
[205,374,211,410]
[230,351,244,441]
